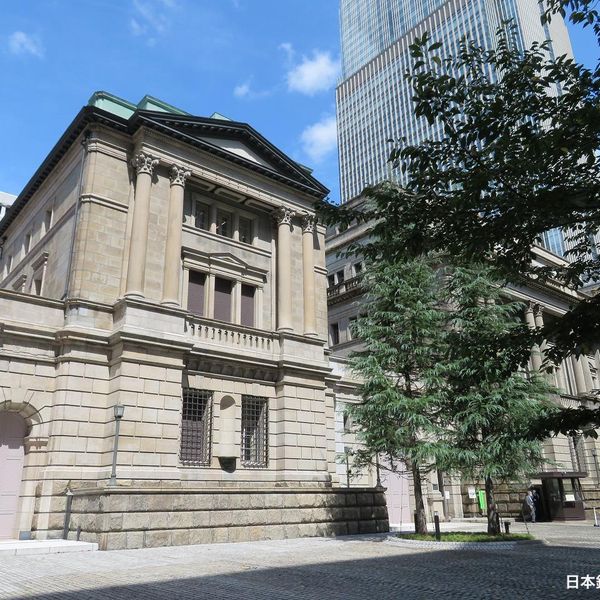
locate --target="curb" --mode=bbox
[385,535,541,551]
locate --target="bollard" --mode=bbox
[594,507,600,528]
[504,521,510,535]
[434,513,441,542]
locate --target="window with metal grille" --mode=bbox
[241,396,268,467]
[180,389,213,465]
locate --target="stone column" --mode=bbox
[161,164,190,306]
[572,355,587,395]
[525,303,542,372]
[209,205,218,234]
[582,355,594,392]
[125,151,158,298]
[301,214,317,336]
[274,207,294,332]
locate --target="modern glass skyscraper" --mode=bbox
[336,0,574,205]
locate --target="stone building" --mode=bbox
[326,196,600,525]
[0,91,387,548]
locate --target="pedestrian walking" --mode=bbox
[523,490,536,523]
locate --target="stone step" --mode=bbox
[0,539,98,556]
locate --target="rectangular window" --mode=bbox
[348,316,357,340]
[214,277,232,322]
[336,270,345,283]
[32,276,42,296]
[43,209,53,234]
[327,274,335,288]
[238,216,253,244]
[24,233,31,255]
[180,388,212,466]
[353,262,363,276]
[216,209,232,237]
[194,202,209,230]
[241,396,268,467]
[187,271,206,316]
[241,284,256,327]
[330,322,340,346]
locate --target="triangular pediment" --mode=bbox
[199,136,274,169]
[132,111,328,197]
[210,253,248,268]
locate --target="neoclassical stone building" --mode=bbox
[326,197,600,525]
[0,92,387,548]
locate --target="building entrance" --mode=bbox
[0,412,26,539]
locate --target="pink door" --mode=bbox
[380,463,411,527]
[0,412,26,539]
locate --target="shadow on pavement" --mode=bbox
[5,540,600,600]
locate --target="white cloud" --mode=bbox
[8,31,44,58]
[234,82,250,98]
[233,79,271,100]
[130,0,176,40]
[278,42,294,64]
[287,51,340,95]
[301,115,337,163]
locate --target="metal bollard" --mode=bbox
[434,513,441,541]
[504,521,510,534]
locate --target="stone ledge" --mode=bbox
[0,540,98,556]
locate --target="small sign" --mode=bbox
[468,486,476,499]
[444,490,450,500]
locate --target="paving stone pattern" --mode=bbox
[2,523,599,599]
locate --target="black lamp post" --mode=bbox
[109,404,125,486]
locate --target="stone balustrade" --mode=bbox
[184,315,278,356]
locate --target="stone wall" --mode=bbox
[65,487,389,550]
[461,481,529,519]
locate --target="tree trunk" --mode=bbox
[485,475,500,535]
[411,462,428,534]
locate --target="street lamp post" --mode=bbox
[108,405,125,486]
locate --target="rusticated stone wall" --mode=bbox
[65,487,389,550]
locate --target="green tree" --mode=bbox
[437,264,557,534]
[317,3,600,435]
[348,255,450,534]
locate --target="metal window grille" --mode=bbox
[241,396,268,467]
[180,388,212,466]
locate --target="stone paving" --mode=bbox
[1,522,599,599]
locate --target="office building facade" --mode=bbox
[337,0,573,204]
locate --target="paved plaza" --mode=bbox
[1,522,599,599]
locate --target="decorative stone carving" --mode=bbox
[273,207,295,227]
[301,214,317,233]
[169,164,191,187]
[131,152,159,176]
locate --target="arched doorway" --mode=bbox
[0,412,27,539]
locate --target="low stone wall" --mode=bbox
[582,485,600,520]
[65,487,388,550]
[461,481,528,519]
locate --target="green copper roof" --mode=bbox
[209,112,232,121]
[87,91,190,119]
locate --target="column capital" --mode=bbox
[273,207,295,228]
[525,301,535,314]
[131,152,159,176]
[534,304,544,318]
[301,213,317,234]
[169,164,191,187]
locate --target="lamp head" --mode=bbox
[114,404,125,419]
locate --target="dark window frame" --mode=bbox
[180,388,213,466]
[241,396,268,468]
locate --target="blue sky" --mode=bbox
[0,1,597,204]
